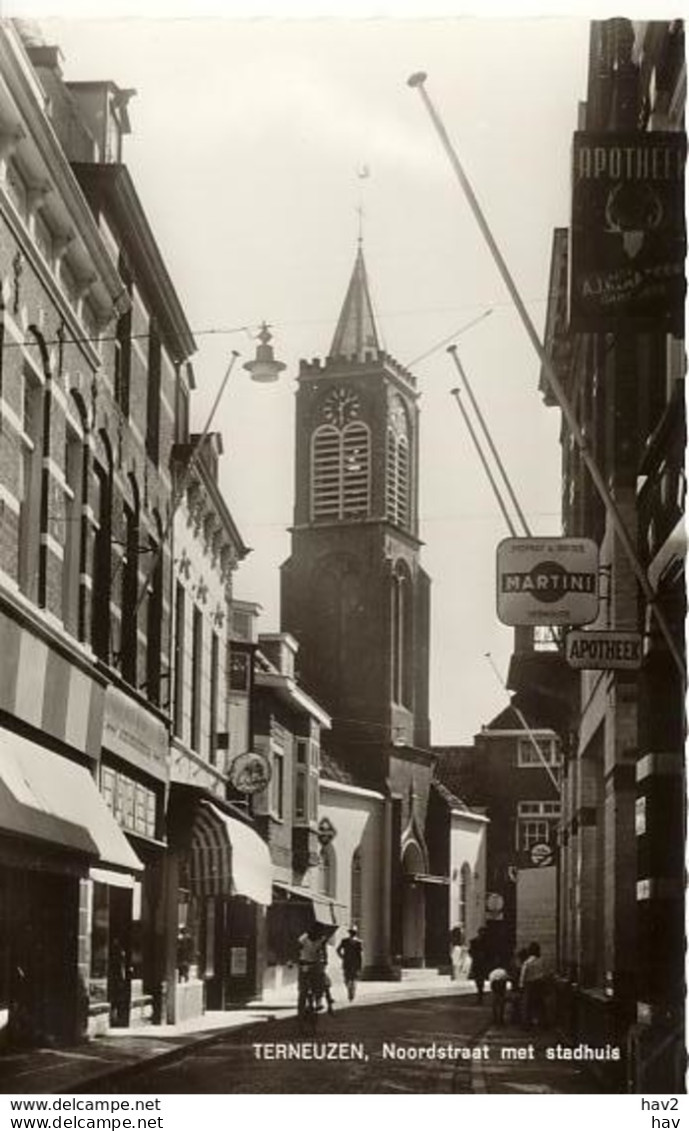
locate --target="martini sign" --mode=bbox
[497,537,599,626]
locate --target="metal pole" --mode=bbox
[485,652,561,794]
[408,71,685,683]
[450,386,518,537]
[133,350,240,618]
[448,345,531,536]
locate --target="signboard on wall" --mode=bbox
[570,131,686,333]
[102,685,168,782]
[565,630,643,670]
[496,537,599,626]
[227,750,271,794]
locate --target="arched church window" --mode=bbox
[311,390,370,522]
[386,396,410,529]
[342,422,370,517]
[391,560,413,708]
[312,425,341,520]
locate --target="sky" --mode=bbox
[15,6,594,744]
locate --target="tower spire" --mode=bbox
[329,244,381,362]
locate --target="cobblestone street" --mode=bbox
[100,996,601,1095]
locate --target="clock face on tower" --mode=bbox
[321,386,361,428]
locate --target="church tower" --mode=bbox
[280,245,431,787]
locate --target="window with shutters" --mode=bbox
[311,420,370,521]
[386,396,411,528]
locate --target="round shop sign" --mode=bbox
[485,892,504,913]
[227,751,272,795]
[530,842,553,867]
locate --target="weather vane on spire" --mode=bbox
[356,164,370,246]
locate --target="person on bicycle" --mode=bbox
[297,925,333,1014]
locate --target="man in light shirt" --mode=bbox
[519,941,546,1027]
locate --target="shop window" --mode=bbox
[90,882,110,1003]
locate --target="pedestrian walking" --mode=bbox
[519,941,546,1027]
[449,925,466,981]
[488,964,509,1024]
[336,925,363,1001]
[468,926,491,1004]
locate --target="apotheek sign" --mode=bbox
[570,131,686,332]
[566,630,643,670]
[496,537,599,626]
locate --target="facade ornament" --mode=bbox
[317,816,337,846]
[53,230,75,264]
[11,250,23,315]
[212,603,225,629]
[220,543,238,584]
[27,180,51,215]
[0,124,25,163]
[176,547,191,579]
[196,577,209,605]
[210,527,223,567]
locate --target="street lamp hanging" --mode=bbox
[243,321,286,383]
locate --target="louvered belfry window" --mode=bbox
[386,395,410,529]
[311,387,370,521]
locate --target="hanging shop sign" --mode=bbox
[565,630,643,670]
[227,750,272,795]
[530,842,554,868]
[570,131,686,333]
[496,537,599,626]
[317,816,337,846]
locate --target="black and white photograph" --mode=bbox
[0,1,684,1108]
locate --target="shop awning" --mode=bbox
[190,800,272,906]
[0,727,142,874]
[273,881,348,927]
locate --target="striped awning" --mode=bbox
[189,800,272,905]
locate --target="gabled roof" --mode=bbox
[431,777,469,812]
[319,749,356,785]
[329,244,381,361]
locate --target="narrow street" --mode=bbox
[98,996,601,1095]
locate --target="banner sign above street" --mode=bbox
[570,131,687,333]
[496,537,599,626]
[565,630,643,670]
